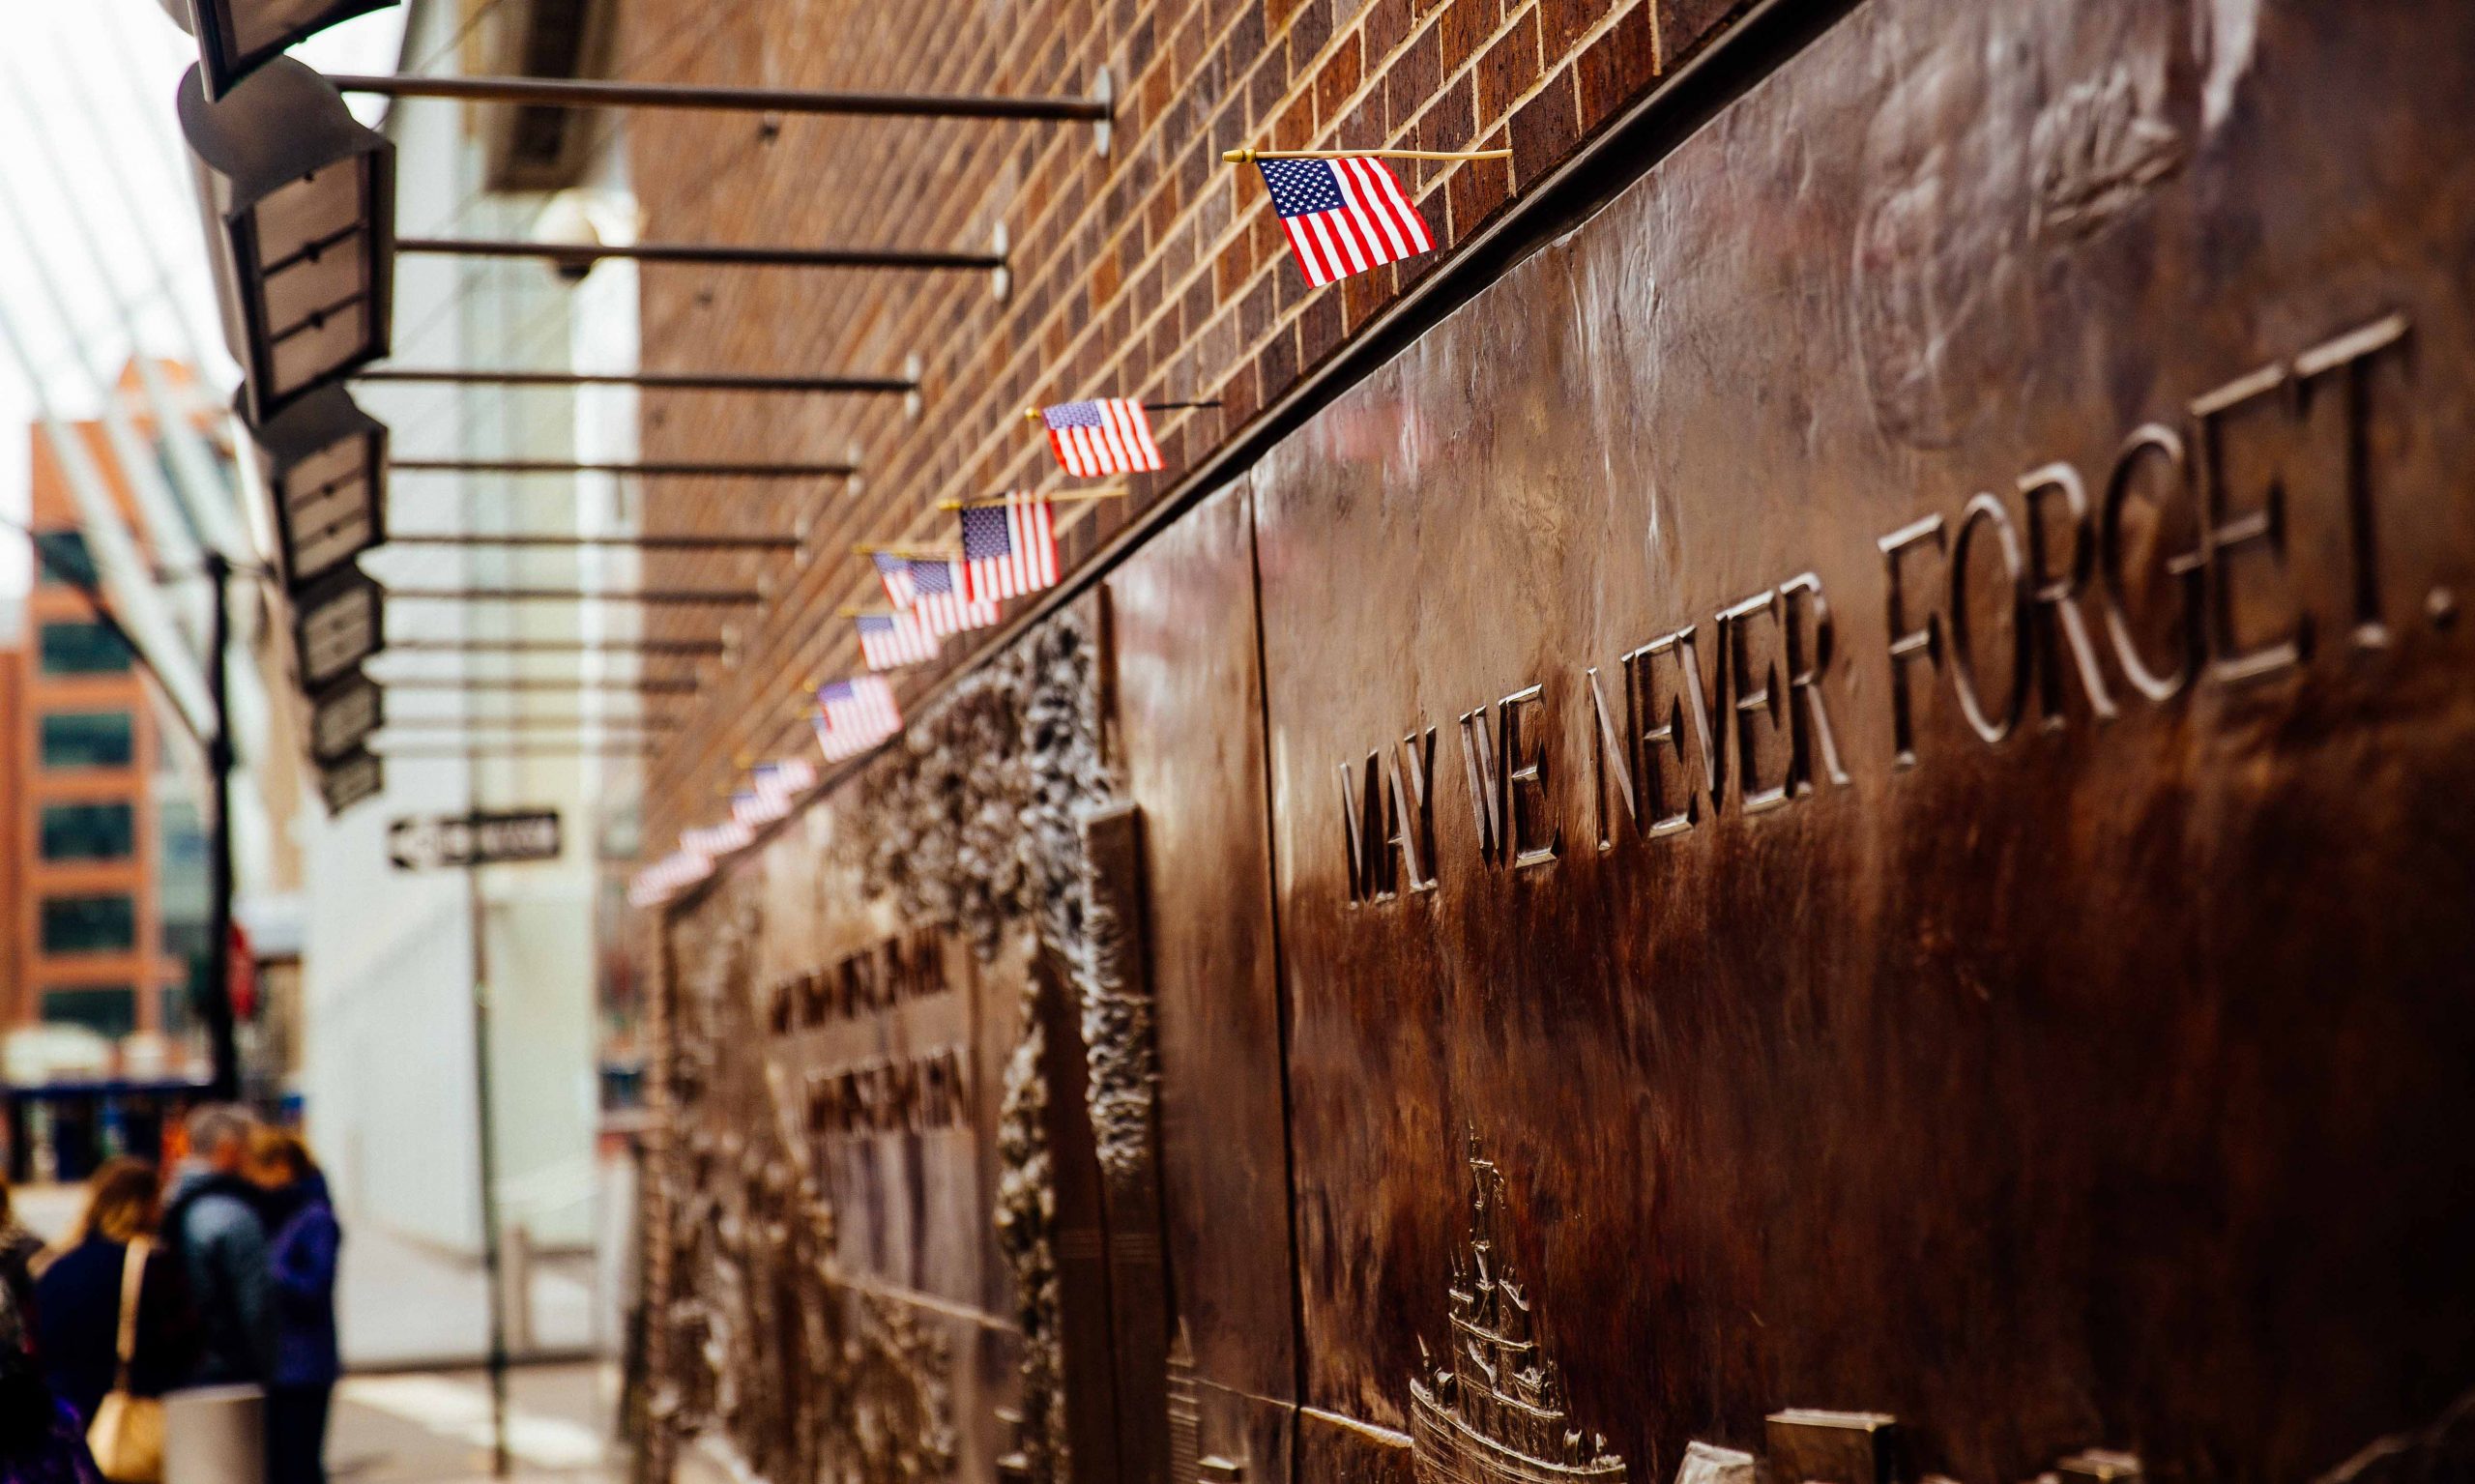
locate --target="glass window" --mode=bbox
[160,920,210,966]
[39,802,135,861]
[40,713,134,770]
[40,987,137,1040]
[39,895,136,955]
[39,623,133,676]
[160,983,194,1037]
[32,531,97,589]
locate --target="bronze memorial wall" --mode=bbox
[642,3,2475,1484]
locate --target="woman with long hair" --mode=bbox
[31,1161,197,1428]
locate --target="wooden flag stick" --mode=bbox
[1020,399,1222,421]
[852,541,961,557]
[1223,146,1509,163]
[937,487,1129,510]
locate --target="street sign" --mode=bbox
[387,809,563,870]
[318,748,383,814]
[307,668,382,762]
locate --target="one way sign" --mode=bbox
[388,810,564,871]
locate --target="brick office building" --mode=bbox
[2,416,206,1080]
[616,5,2475,1484]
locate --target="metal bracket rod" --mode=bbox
[377,717,675,732]
[381,638,722,653]
[386,585,766,605]
[385,638,724,655]
[377,678,699,694]
[383,533,801,551]
[328,73,1111,122]
[358,368,914,394]
[392,457,857,479]
[398,237,1005,271]
[373,743,660,758]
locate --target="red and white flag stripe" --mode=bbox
[1278,158,1432,287]
[1044,399,1163,478]
[959,498,1060,602]
[857,612,940,671]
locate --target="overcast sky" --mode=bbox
[0,1,408,595]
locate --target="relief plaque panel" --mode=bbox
[1109,478,1302,1484]
[1249,1,2475,1481]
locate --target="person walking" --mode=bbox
[0,1179,44,1323]
[245,1131,338,1484]
[0,1281,103,1484]
[159,1107,273,1388]
[31,1161,197,1428]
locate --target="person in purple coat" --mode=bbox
[246,1131,340,1484]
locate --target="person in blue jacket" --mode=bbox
[246,1129,340,1484]
[160,1105,274,1387]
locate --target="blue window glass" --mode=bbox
[39,802,135,861]
[40,713,134,770]
[40,986,138,1039]
[39,895,136,955]
[39,623,133,676]
[32,531,97,589]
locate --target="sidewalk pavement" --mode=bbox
[332,1362,618,1484]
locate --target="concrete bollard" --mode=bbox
[164,1385,264,1484]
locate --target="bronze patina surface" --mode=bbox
[645,2,2475,1482]
[1251,0,2475,1480]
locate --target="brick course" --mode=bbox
[617,0,1748,848]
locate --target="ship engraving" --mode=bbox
[1411,1139,1627,1484]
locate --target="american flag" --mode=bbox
[960,498,1059,601]
[627,850,712,908]
[871,551,917,608]
[910,558,1000,636]
[1041,398,1162,478]
[857,611,940,670]
[681,819,754,858]
[752,758,816,801]
[1257,156,1433,287]
[729,789,777,829]
[815,677,900,761]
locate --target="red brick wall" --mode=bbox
[619,0,1751,843]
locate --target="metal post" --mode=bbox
[327,72,1109,121]
[358,368,913,394]
[466,853,512,1478]
[398,238,1004,272]
[392,457,857,479]
[202,554,240,1101]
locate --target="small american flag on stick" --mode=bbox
[871,551,918,608]
[681,819,754,858]
[910,559,1000,636]
[628,851,711,907]
[753,759,815,801]
[960,498,1060,602]
[730,789,778,829]
[857,612,940,670]
[1040,399,1162,478]
[815,677,901,761]
[1257,156,1433,287]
